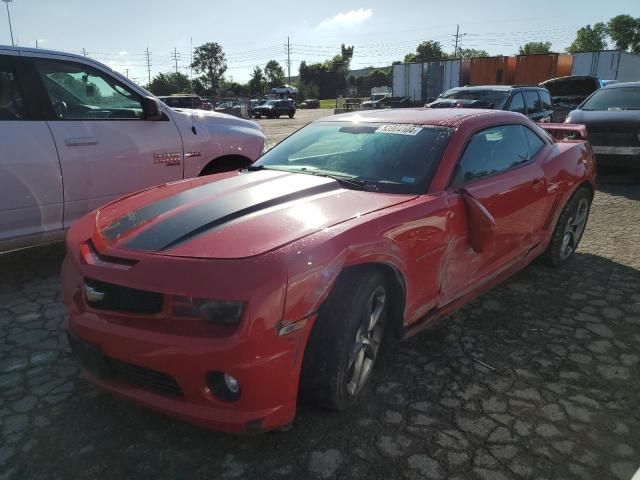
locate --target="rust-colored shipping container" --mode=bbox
[513,53,573,85]
[468,56,512,85]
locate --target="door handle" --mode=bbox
[65,136,99,147]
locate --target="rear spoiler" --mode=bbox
[539,123,587,141]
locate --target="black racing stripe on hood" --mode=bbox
[102,172,279,242]
[122,177,340,252]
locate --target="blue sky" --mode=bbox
[2,0,639,84]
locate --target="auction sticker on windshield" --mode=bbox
[375,124,423,136]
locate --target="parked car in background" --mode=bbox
[299,99,320,109]
[362,92,392,109]
[540,75,614,122]
[271,84,298,95]
[253,99,295,118]
[157,94,209,110]
[566,81,640,169]
[426,86,554,123]
[63,108,594,433]
[0,45,266,253]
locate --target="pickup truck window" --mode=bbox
[0,56,27,120]
[33,59,143,120]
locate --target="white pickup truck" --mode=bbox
[0,45,266,253]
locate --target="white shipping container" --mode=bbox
[571,50,640,82]
[393,64,407,98]
[408,63,423,102]
[443,59,462,91]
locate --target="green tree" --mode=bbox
[146,72,191,96]
[607,14,640,52]
[519,41,552,55]
[191,42,227,96]
[248,66,266,96]
[264,60,286,88]
[567,23,608,53]
[454,48,489,59]
[404,41,445,63]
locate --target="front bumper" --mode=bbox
[61,244,310,433]
[66,308,311,433]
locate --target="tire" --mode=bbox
[288,111,294,119]
[300,269,388,410]
[272,111,280,119]
[541,187,592,267]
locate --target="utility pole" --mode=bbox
[172,47,179,74]
[82,48,87,56]
[453,24,460,58]
[2,0,14,47]
[35,39,38,48]
[125,68,129,78]
[145,48,152,85]
[287,36,291,84]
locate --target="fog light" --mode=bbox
[206,371,241,402]
[224,373,240,394]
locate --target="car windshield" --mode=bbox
[441,89,509,108]
[581,87,640,110]
[253,122,453,194]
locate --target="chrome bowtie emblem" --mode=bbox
[84,284,105,303]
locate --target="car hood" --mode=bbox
[170,107,262,132]
[95,170,416,259]
[542,77,600,100]
[567,109,640,125]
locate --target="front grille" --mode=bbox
[85,278,163,315]
[588,125,640,147]
[109,358,183,397]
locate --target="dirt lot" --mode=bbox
[1,111,639,480]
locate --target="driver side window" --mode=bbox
[451,125,531,187]
[32,58,143,120]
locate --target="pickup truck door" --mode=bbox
[0,52,63,249]
[24,54,184,228]
[439,124,554,306]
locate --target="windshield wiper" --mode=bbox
[306,172,373,191]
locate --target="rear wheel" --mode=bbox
[301,269,387,410]
[288,111,294,119]
[542,187,592,266]
[272,110,280,119]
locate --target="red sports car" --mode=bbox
[62,109,595,433]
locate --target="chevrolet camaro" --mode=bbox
[62,109,595,433]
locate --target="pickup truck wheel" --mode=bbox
[542,187,592,267]
[301,269,387,410]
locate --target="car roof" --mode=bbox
[322,108,523,127]
[603,81,640,89]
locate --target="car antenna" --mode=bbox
[189,37,197,135]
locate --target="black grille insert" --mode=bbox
[109,358,183,397]
[85,278,163,315]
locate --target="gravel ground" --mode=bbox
[0,112,639,480]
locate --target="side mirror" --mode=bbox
[460,188,496,253]
[142,96,163,120]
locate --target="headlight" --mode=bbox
[172,296,245,325]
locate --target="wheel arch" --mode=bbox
[199,154,253,176]
[331,262,407,340]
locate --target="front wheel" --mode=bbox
[288,112,294,119]
[300,269,388,410]
[542,187,592,266]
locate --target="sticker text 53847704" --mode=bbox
[375,124,423,136]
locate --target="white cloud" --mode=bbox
[317,8,373,29]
